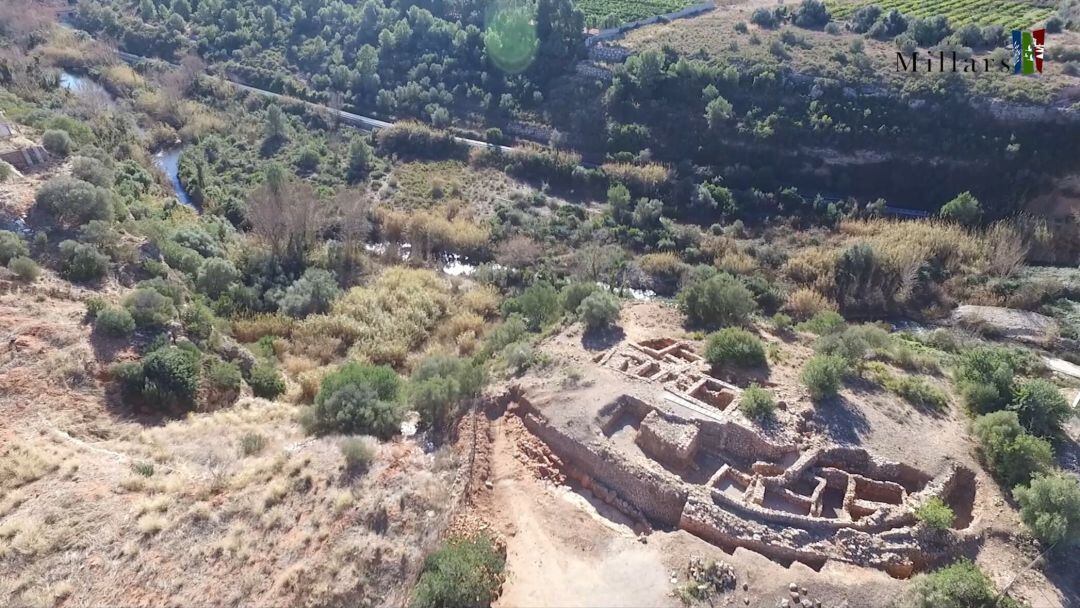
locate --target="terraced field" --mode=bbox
[578,0,699,24]
[826,0,1055,30]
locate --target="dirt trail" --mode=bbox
[488,415,675,608]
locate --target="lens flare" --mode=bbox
[484,0,538,74]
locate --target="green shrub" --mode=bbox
[971,411,1053,487]
[141,345,201,410]
[577,290,620,331]
[0,230,28,264]
[409,355,485,432]
[0,161,12,182]
[181,302,217,342]
[801,354,848,401]
[891,375,949,410]
[503,281,560,331]
[35,176,113,227]
[95,306,135,337]
[238,431,267,456]
[1009,379,1072,438]
[248,362,285,400]
[8,256,40,282]
[412,534,505,608]
[58,240,108,282]
[131,461,155,477]
[770,312,793,332]
[908,559,1016,608]
[814,324,890,363]
[195,257,240,299]
[208,359,242,392]
[42,129,73,156]
[277,268,341,317]
[124,287,177,328]
[502,340,537,374]
[160,241,204,276]
[739,384,775,422]
[914,497,955,531]
[483,315,528,356]
[560,282,600,313]
[304,362,402,437]
[939,191,982,226]
[678,271,756,328]
[704,328,766,367]
[796,310,845,335]
[70,156,113,187]
[340,436,376,473]
[1013,472,1080,546]
[954,347,1016,414]
[85,296,107,318]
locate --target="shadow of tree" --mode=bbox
[89,326,129,364]
[581,325,625,351]
[813,393,871,445]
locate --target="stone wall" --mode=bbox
[698,419,798,463]
[0,146,47,171]
[513,400,688,526]
[635,410,700,469]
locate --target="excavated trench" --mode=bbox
[496,387,977,580]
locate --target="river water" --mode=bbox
[60,71,195,209]
[151,146,194,207]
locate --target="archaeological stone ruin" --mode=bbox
[503,337,977,578]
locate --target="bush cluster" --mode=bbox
[704,328,766,368]
[95,306,136,337]
[58,240,109,282]
[303,362,402,438]
[678,270,756,328]
[114,345,201,411]
[577,290,620,331]
[0,230,28,264]
[412,534,505,608]
[971,411,1052,487]
[739,384,775,422]
[409,355,484,432]
[801,354,848,401]
[908,559,1018,608]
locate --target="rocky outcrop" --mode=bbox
[951,304,1060,345]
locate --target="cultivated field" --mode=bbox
[827,0,1056,30]
[579,0,699,24]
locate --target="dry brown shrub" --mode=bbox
[288,333,346,364]
[436,311,485,345]
[232,314,294,343]
[984,221,1030,277]
[495,235,543,268]
[295,268,451,367]
[839,219,985,276]
[783,288,836,320]
[297,368,331,403]
[782,246,838,292]
[376,209,490,258]
[638,252,683,276]
[714,250,758,276]
[460,285,501,318]
[698,234,737,260]
[601,162,672,194]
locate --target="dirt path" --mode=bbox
[488,416,676,608]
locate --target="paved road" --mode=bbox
[118,51,516,153]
